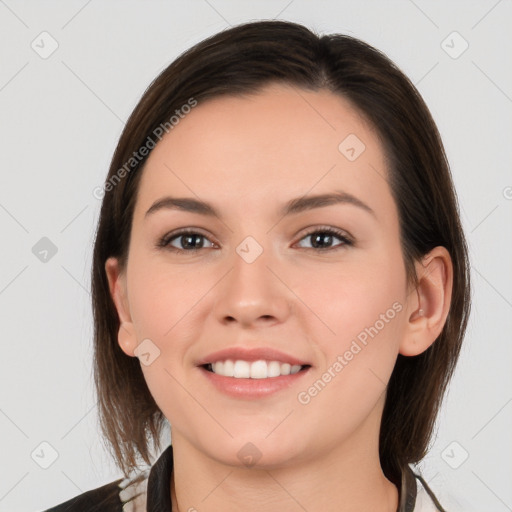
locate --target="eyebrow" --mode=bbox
[144,190,375,220]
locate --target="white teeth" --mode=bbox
[290,365,302,374]
[233,360,250,378]
[267,361,281,377]
[213,361,224,375]
[280,363,291,375]
[222,360,234,377]
[208,359,305,378]
[250,360,268,379]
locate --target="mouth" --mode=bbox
[201,360,312,379]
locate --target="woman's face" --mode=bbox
[107,83,417,467]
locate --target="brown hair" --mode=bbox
[91,19,471,484]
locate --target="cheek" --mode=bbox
[290,249,408,409]
[127,256,208,342]
[294,269,407,434]
[128,265,205,424]
[126,259,213,407]
[298,253,406,342]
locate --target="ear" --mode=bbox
[105,257,137,357]
[399,246,453,356]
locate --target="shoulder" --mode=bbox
[42,471,150,512]
[42,447,164,512]
[411,470,447,512]
[42,478,125,512]
[400,464,448,512]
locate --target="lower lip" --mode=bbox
[198,366,311,399]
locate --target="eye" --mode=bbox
[157,226,353,254]
[295,227,353,251]
[158,229,215,252]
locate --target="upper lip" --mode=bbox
[196,347,311,367]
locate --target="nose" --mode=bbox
[213,243,291,329]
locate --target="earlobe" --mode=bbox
[104,257,137,357]
[118,321,137,357]
[399,247,453,357]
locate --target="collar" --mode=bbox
[145,444,418,512]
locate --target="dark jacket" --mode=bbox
[43,444,445,511]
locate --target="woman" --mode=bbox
[45,19,470,512]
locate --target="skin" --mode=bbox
[105,83,453,512]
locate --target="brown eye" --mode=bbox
[296,228,353,251]
[158,230,215,252]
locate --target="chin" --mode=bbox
[202,434,306,470]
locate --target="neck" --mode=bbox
[169,404,398,512]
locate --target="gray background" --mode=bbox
[0,1,511,511]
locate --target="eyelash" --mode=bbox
[157,226,354,254]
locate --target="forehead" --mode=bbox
[133,83,393,221]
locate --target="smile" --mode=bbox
[203,359,310,379]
